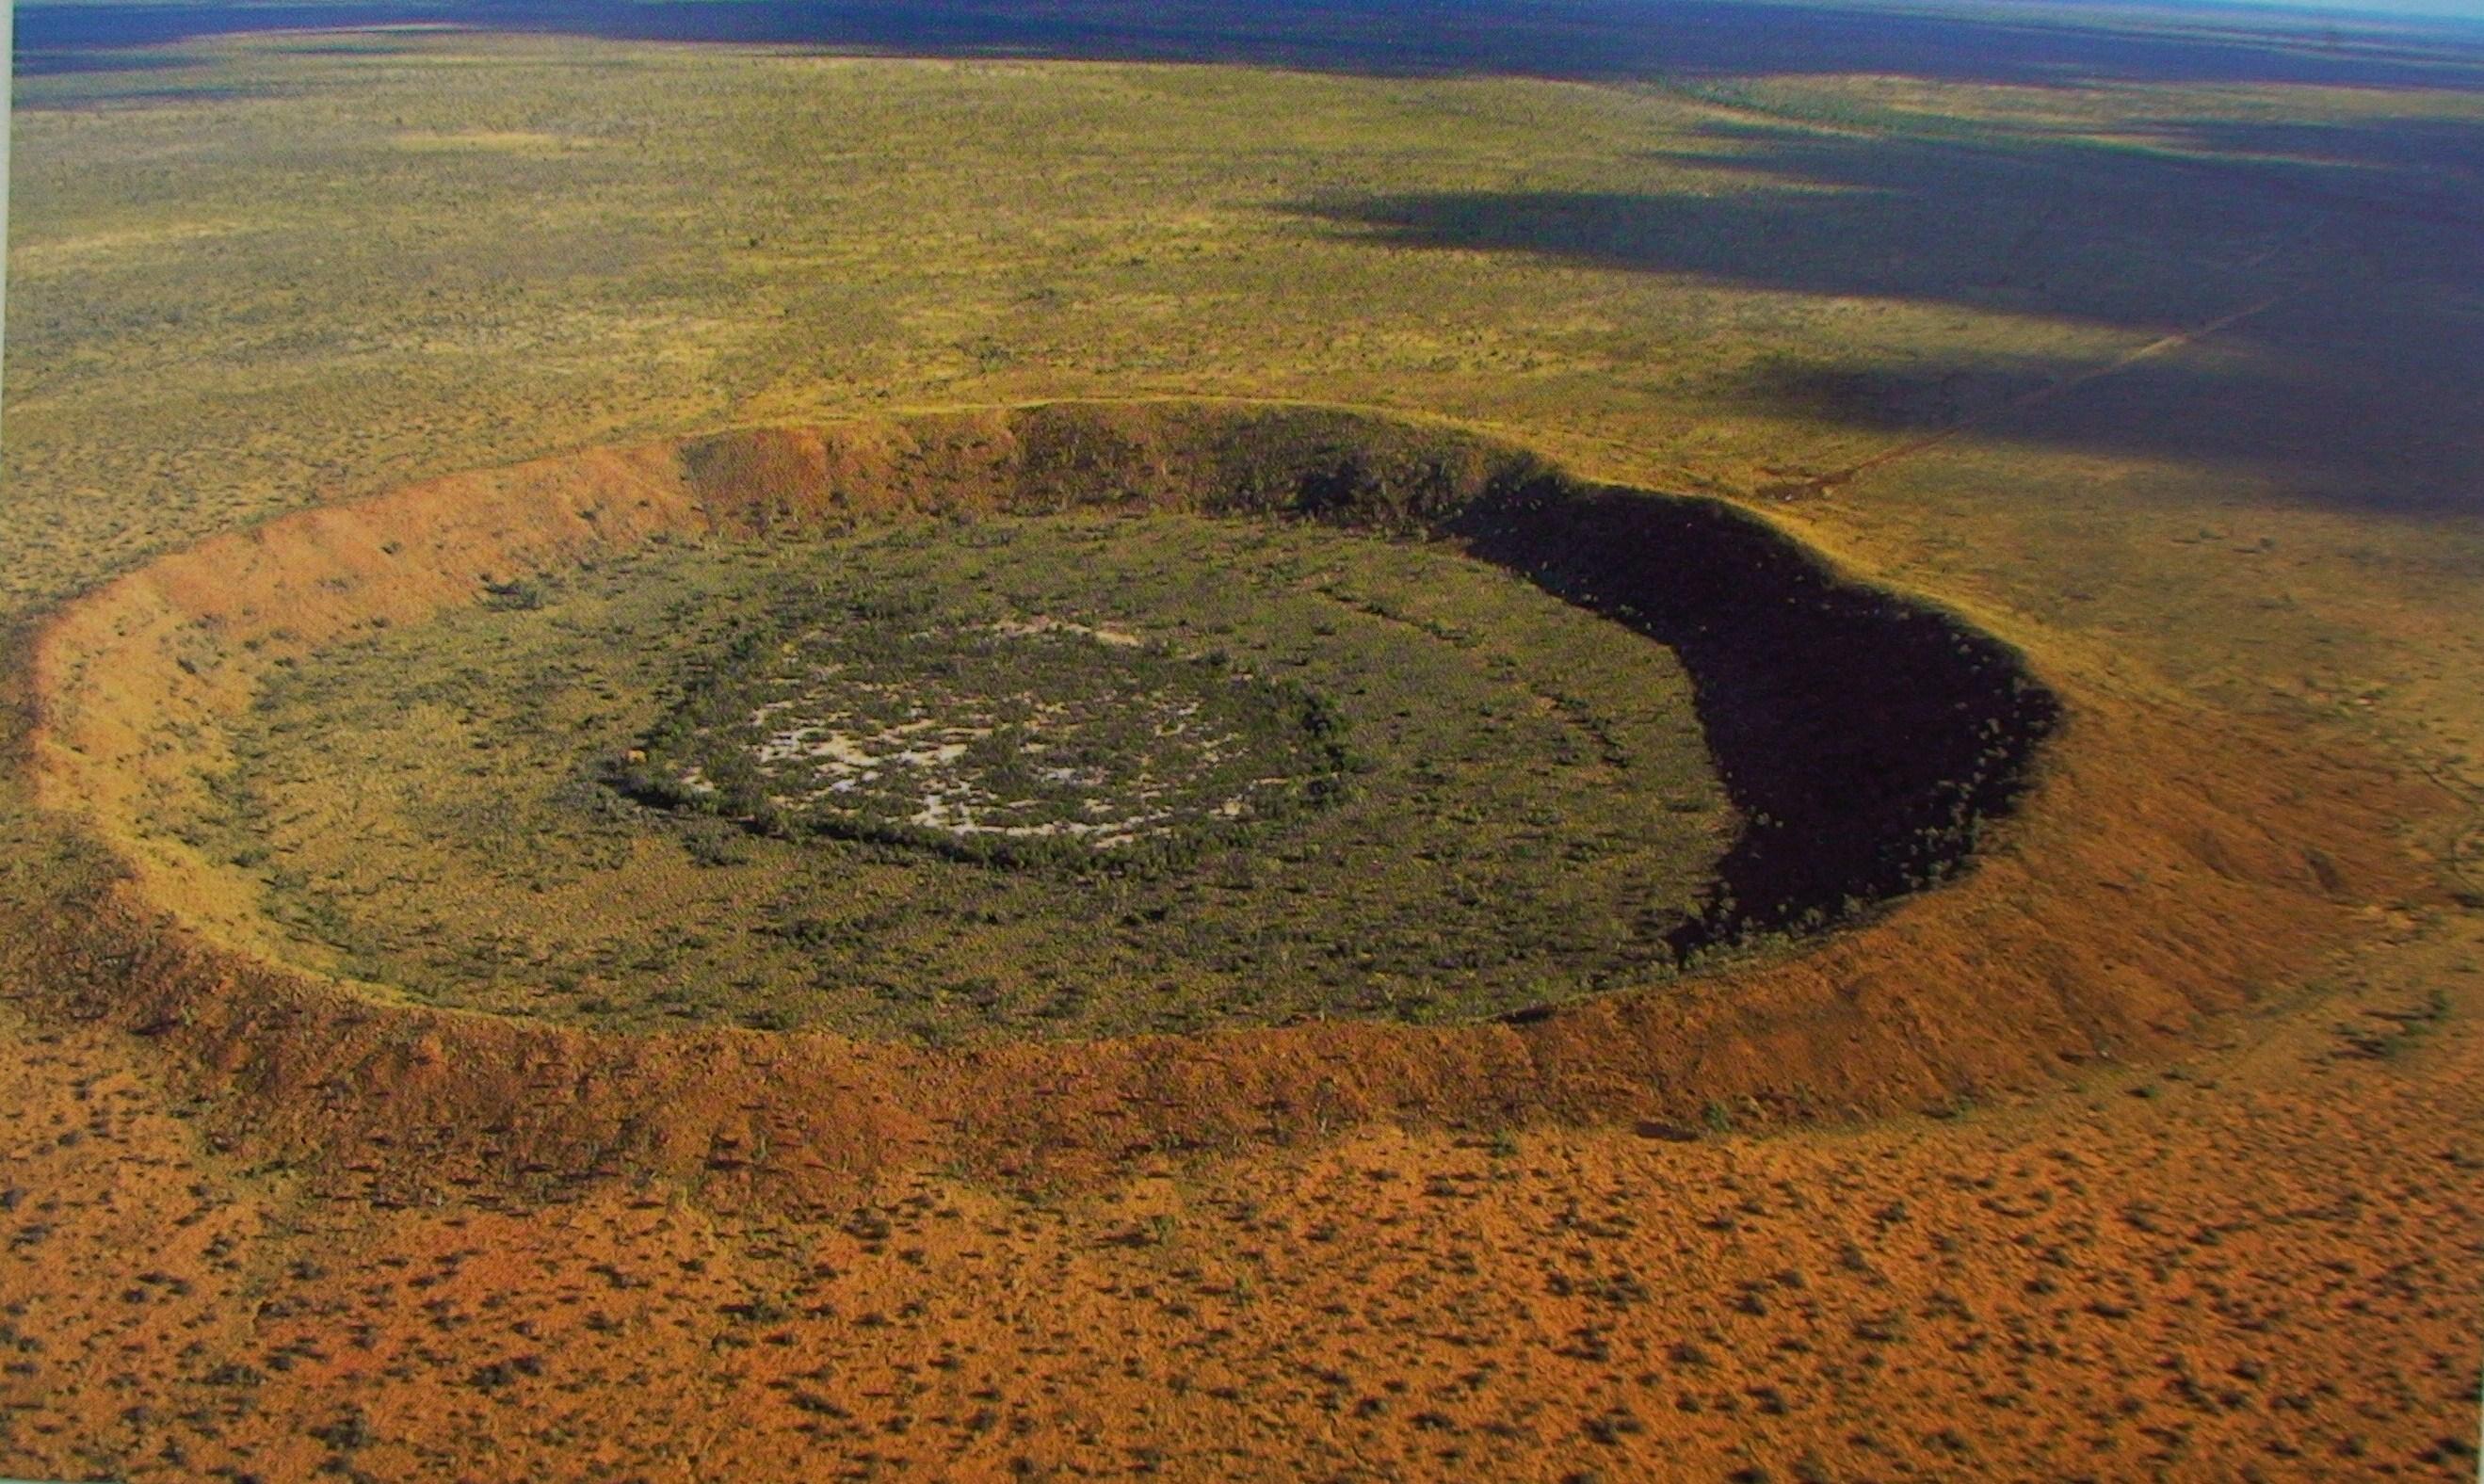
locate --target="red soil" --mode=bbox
[1,400,2469,1481]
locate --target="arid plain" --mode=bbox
[4,10,2483,1480]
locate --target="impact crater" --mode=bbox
[29,401,2061,1053]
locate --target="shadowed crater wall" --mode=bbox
[49,400,2397,1200]
[32,400,2061,1012]
[669,405,2066,976]
[1448,479,2060,955]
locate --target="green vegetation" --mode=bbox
[9,26,2480,1051]
[12,33,2477,635]
[620,580,1352,869]
[200,513,1734,1040]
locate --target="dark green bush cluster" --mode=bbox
[611,594,1356,878]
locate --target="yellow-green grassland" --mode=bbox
[3,10,2481,1480]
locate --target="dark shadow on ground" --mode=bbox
[1294,117,2484,512]
[11,47,208,78]
[18,0,2484,89]
[1439,467,2059,956]
[2148,114,2484,182]
[13,80,291,109]
[1727,343,2484,516]
[1298,118,2484,324]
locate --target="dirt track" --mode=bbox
[1779,289,2303,500]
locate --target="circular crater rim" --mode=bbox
[24,398,2063,1047]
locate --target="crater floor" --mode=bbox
[205,513,1735,1040]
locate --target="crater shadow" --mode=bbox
[29,402,2063,1040]
[589,406,2070,976]
[1445,472,2059,954]
[1005,407,2066,960]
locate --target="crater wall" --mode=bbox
[11,401,2408,1202]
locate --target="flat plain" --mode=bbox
[211,514,1726,1038]
[3,6,2482,1480]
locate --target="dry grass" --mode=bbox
[3,23,2481,1483]
[205,511,1726,1038]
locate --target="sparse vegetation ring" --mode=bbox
[612,606,1355,871]
[29,398,2325,1202]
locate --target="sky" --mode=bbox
[1907,0,2482,25]
[2166,0,2484,22]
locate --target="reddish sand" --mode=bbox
[1,402,2474,1480]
